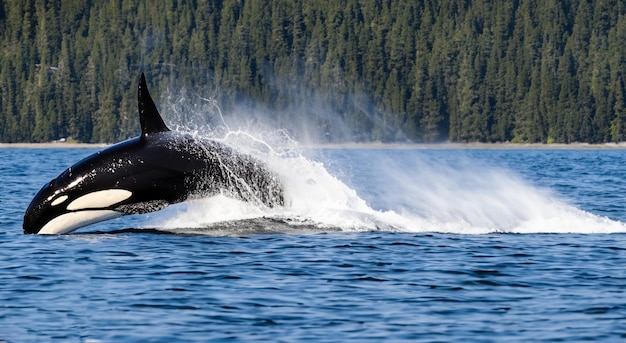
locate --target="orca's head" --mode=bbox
[23,156,133,234]
[23,73,174,234]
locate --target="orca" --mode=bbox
[23,73,284,234]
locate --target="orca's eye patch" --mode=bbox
[51,195,69,207]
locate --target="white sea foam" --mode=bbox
[149,118,626,235]
[148,94,626,234]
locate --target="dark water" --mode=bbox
[2,147,626,342]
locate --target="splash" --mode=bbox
[154,129,381,233]
[150,95,626,234]
[345,152,626,234]
[145,126,626,234]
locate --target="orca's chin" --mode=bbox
[38,210,123,235]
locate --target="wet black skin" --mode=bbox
[23,74,283,234]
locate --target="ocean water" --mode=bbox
[1,146,626,342]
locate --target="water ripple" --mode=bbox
[3,149,626,341]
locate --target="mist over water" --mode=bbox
[148,125,626,235]
[148,90,626,235]
[334,150,626,234]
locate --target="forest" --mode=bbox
[1,0,626,143]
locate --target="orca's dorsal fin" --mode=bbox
[138,73,170,138]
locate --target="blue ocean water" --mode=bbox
[2,146,626,342]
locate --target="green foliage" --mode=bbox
[1,0,626,143]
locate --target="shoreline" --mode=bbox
[3,141,626,149]
[0,142,109,149]
[304,142,626,149]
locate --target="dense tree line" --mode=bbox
[1,0,626,143]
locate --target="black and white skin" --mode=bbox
[23,73,284,234]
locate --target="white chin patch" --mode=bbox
[38,210,122,235]
[67,189,132,211]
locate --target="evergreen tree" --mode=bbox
[2,0,626,144]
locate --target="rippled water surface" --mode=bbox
[2,147,626,342]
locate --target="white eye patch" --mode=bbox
[66,189,133,211]
[51,195,69,207]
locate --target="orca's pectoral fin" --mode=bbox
[138,73,170,138]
